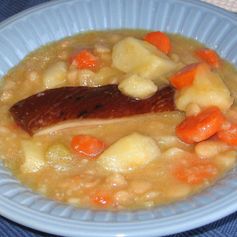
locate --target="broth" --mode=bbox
[0,30,237,210]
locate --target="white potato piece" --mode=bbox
[43,61,68,89]
[112,37,177,80]
[97,133,160,173]
[77,67,122,87]
[21,140,45,173]
[175,64,233,111]
[94,67,123,85]
[118,74,158,99]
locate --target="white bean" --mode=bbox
[130,180,152,194]
[144,191,160,201]
[185,103,201,117]
[114,191,133,206]
[94,43,111,54]
[78,69,96,87]
[27,71,39,82]
[67,198,80,205]
[195,141,229,158]
[166,184,191,199]
[162,147,188,160]
[106,173,127,188]
[0,91,12,102]
[0,126,10,133]
[215,150,237,170]
[67,68,79,84]
[58,51,68,60]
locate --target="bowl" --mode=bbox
[0,0,237,236]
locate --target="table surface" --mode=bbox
[0,0,236,236]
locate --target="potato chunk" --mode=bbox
[77,67,122,87]
[94,67,123,85]
[43,61,68,89]
[175,64,233,111]
[97,133,160,173]
[112,37,176,80]
[118,74,158,99]
[21,140,45,173]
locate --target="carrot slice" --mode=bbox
[71,50,98,70]
[173,159,218,185]
[195,48,220,68]
[91,191,113,207]
[217,123,237,146]
[176,106,225,144]
[144,31,171,54]
[71,135,106,158]
[169,63,200,89]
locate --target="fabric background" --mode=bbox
[202,0,237,12]
[0,0,236,236]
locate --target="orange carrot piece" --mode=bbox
[195,48,220,68]
[176,106,225,144]
[144,31,171,54]
[169,63,200,89]
[217,123,237,146]
[173,159,218,185]
[91,191,113,207]
[71,50,98,70]
[71,135,106,158]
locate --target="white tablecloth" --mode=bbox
[202,0,237,12]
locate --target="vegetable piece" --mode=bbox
[77,69,96,87]
[72,50,98,70]
[176,106,225,144]
[94,67,123,86]
[71,135,106,158]
[118,74,158,99]
[78,67,123,87]
[144,31,171,54]
[175,63,233,112]
[214,150,237,170]
[91,191,113,207]
[97,132,160,173]
[21,140,45,173]
[217,123,237,146]
[112,37,177,81]
[46,143,72,171]
[169,63,200,89]
[185,103,201,117]
[173,159,218,185]
[195,48,220,68]
[43,61,67,89]
[195,140,229,158]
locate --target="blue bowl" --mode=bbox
[0,0,237,236]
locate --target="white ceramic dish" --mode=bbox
[0,0,237,236]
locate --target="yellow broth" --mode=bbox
[0,30,237,210]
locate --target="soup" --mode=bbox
[0,30,237,210]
